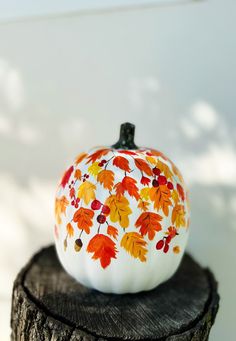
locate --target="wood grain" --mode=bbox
[11,245,219,340]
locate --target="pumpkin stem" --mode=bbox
[112,122,138,150]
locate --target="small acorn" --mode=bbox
[74,238,83,252]
[64,238,67,251]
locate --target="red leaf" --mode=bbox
[113,156,131,172]
[114,182,125,197]
[107,225,118,240]
[140,176,150,186]
[177,183,185,201]
[122,176,140,201]
[134,158,152,176]
[87,234,117,268]
[119,150,137,155]
[60,166,74,188]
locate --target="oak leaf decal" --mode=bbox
[87,234,117,268]
[77,181,96,205]
[171,204,186,228]
[113,156,131,172]
[107,225,118,240]
[55,196,69,225]
[86,149,110,164]
[120,232,147,262]
[149,185,172,216]
[97,170,114,191]
[134,158,152,176]
[73,207,94,234]
[105,195,132,228]
[135,212,162,240]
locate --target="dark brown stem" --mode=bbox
[112,122,138,150]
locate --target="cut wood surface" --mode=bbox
[11,245,219,340]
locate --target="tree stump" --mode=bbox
[11,245,219,341]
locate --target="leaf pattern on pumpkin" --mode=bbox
[55,196,69,225]
[56,147,189,266]
[97,170,114,191]
[135,212,162,240]
[87,234,117,268]
[73,207,94,234]
[171,204,186,228]
[77,181,96,205]
[120,232,147,262]
[105,194,132,228]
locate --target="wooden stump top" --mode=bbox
[11,245,219,340]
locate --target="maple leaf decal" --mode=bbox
[135,212,162,240]
[87,234,117,269]
[171,204,186,228]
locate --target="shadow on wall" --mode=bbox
[0,58,235,340]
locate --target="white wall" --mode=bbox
[0,0,235,339]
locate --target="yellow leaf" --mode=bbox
[156,159,173,180]
[120,232,147,262]
[105,195,132,228]
[172,204,186,228]
[171,161,184,183]
[55,196,69,225]
[97,170,114,191]
[146,156,157,165]
[88,162,102,176]
[77,181,96,205]
[140,187,150,201]
[149,185,172,216]
[138,200,149,211]
[171,189,180,205]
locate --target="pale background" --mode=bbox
[0,0,235,339]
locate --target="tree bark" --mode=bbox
[11,245,219,340]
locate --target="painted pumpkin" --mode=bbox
[54,122,190,293]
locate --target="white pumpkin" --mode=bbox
[54,123,190,294]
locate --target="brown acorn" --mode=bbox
[64,238,67,251]
[74,238,83,252]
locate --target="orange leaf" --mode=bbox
[134,158,152,176]
[97,170,114,191]
[55,196,69,225]
[87,234,117,268]
[149,185,172,216]
[138,200,149,211]
[149,149,168,161]
[86,148,110,164]
[66,223,74,237]
[113,156,131,172]
[74,169,82,180]
[120,232,147,262]
[73,207,94,234]
[135,212,162,240]
[114,182,125,197]
[75,152,87,165]
[107,225,118,240]
[122,176,140,201]
[177,183,185,201]
[171,204,186,228]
